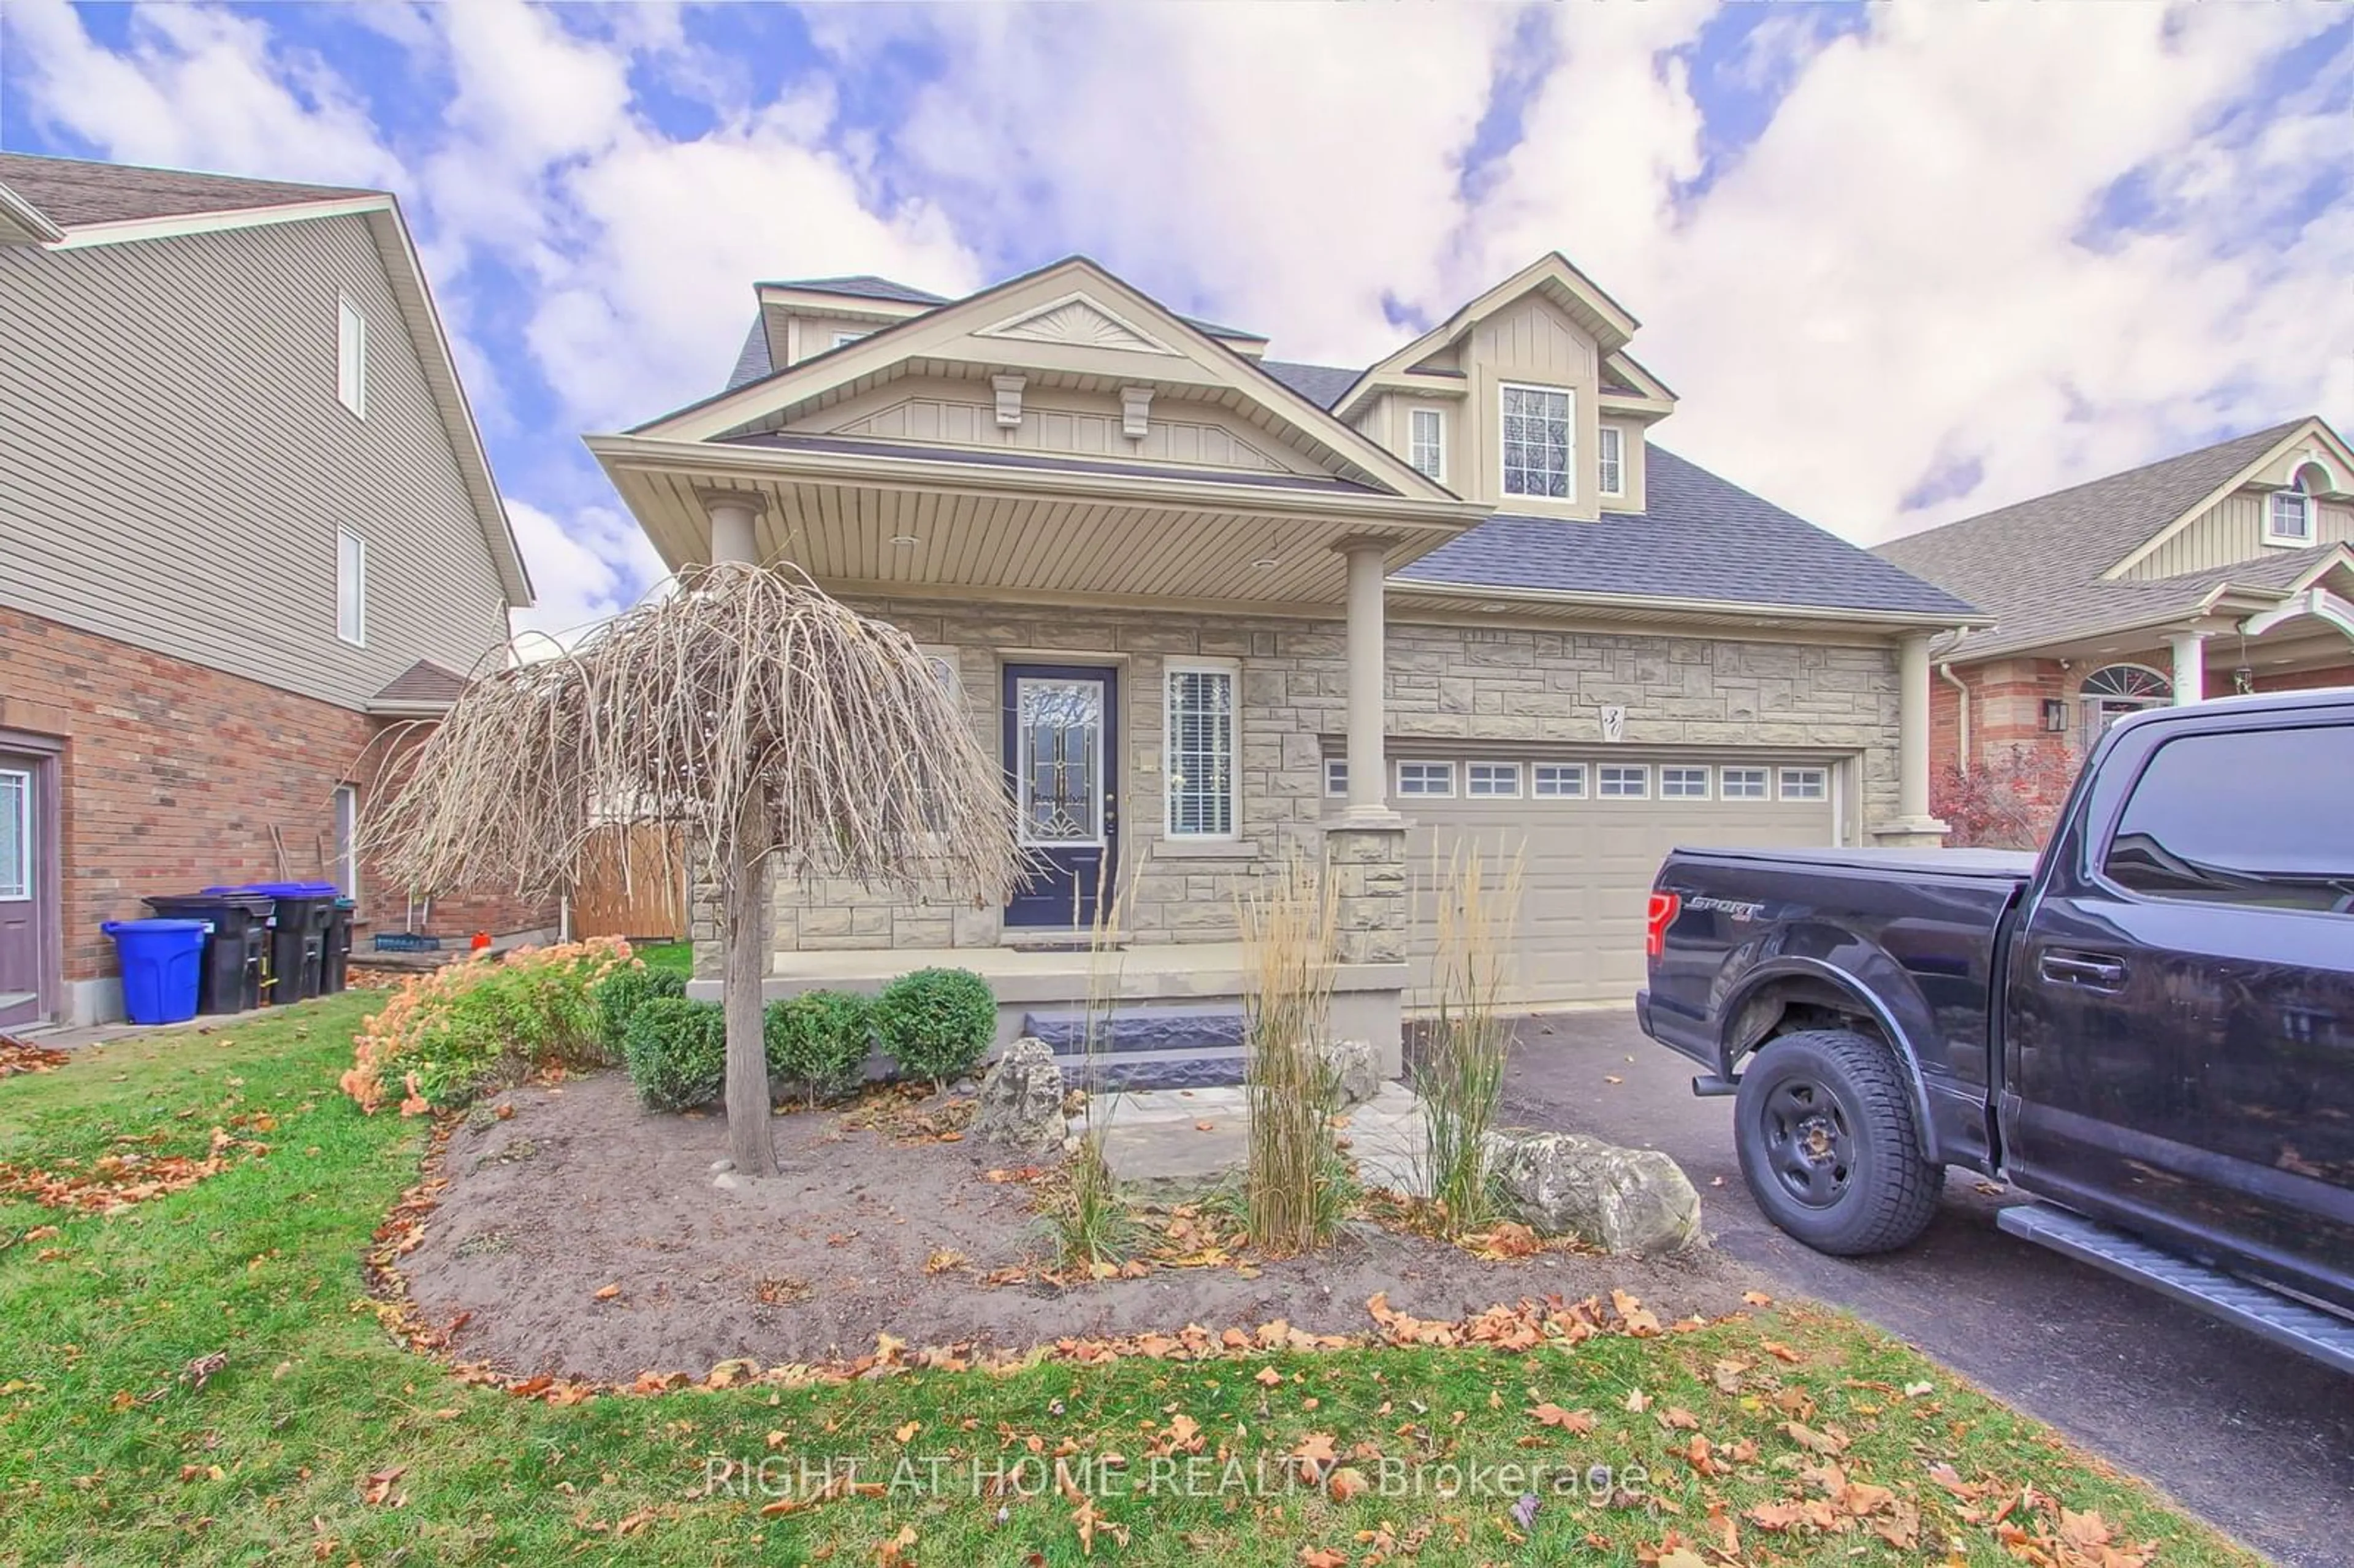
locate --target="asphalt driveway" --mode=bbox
[1501,1010,2354,1568]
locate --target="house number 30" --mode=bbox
[1599,705,1626,744]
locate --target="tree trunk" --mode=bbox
[722,799,778,1177]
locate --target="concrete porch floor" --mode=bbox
[1074,1081,1431,1196]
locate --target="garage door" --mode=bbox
[1400,755,1840,1010]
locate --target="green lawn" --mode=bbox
[632,940,692,978]
[0,999,2253,1566]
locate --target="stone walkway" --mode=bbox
[1072,1082,1431,1196]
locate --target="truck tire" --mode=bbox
[1733,1029,1944,1256]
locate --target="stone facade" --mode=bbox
[712,597,1907,970]
[0,604,558,1020]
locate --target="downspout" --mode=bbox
[1938,662,1969,774]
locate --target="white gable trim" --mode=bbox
[2103,417,2354,582]
[44,193,394,251]
[2239,585,2354,641]
[974,291,1181,356]
[0,180,65,246]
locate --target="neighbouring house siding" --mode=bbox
[0,214,514,710]
[713,600,1904,973]
[2118,489,2354,580]
[0,604,555,1013]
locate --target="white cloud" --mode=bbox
[503,497,669,643]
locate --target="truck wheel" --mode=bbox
[1734,1029,1943,1257]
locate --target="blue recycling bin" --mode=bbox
[102,918,208,1025]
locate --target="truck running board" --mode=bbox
[1997,1203,2354,1375]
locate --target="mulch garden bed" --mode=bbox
[395,1071,1764,1384]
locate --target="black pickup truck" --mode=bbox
[1639,690,2354,1372]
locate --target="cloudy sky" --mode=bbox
[5,1,2348,636]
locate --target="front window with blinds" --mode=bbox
[337,295,367,417]
[1409,406,1445,481]
[1598,426,1625,497]
[1164,663,1237,837]
[1500,383,1573,500]
[336,530,367,646]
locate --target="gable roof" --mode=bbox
[750,272,1265,345]
[1257,359,1362,409]
[369,658,471,712]
[1398,446,1979,622]
[0,151,531,608]
[1874,418,2340,659]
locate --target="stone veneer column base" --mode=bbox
[1325,821,1408,965]
[1870,816,1952,848]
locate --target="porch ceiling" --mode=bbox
[589,433,1487,610]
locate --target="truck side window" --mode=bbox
[2103,725,2354,913]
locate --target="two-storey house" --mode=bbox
[0,152,549,1027]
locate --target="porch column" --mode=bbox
[1341,539,1391,820]
[1874,630,1948,845]
[2168,631,2208,706]
[700,490,766,566]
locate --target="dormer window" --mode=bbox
[1500,383,1573,500]
[2267,462,2329,544]
[1408,406,1444,481]
[1598,425,1625,498]
[831,330,869,349]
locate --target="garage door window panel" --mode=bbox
[1721,767,1769,800]
[1780,767,1827,801]
[1398,761,1457,797]
[1467,763,1522,798]
[1324,758,1348,798]
[1534,763,1586,799]
[1599,764,1650,799]
[1662,766,1711,799]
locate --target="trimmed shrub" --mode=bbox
[623,996,728,1112]
[342,938,631,1116]
[764,990,874,1105]
[872,967,996,1088]
[596,962,688,1054]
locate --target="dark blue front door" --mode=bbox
[1002,664,1118,929]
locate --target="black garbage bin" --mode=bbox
[323,897,356,994]
[140,892,274,1014]
[207,882,338,1004]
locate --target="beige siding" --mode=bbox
[2121,489,2354,580]
[1599,417,1647,512]
[799,377,1324,474]
[1460,294,1605,518]
[779,311,889,365]
[0,215,512,708]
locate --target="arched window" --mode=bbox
[2268,462,2331,544]
[2081,663,2171,746]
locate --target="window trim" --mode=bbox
[1323,757,1349,798]
[1498,380,1576,503]
[1163,658,1240,840]
[1532,761,1587,799]
[1597,763,1650,800]
[336,529,367,647]
[0,766,30,902]
[332,783,359,905]
[1597,424,1625,498]
[1466,761,1523,799]
[2265,489,2314,546]
[1778,766,1829,802]
[831,330,870,350]
[1660,764,1712,801]
[1720,766,1770,801]
[336,293,367,418]
[1407,405,1446,483]
[1395,759,1457,798]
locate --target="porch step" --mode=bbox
[1021,1004,1247,1091]
[1997,1202,2354,1375]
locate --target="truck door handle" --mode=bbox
[2040,951,2127,991]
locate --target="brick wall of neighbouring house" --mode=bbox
[0,606,556,1002]
[1937,658,2076,772]
[700,598,1906,973]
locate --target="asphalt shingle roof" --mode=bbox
[0,151,376,228]
[760,273,953,306]
[725,318,774,391]
[1255,360,1362,409]
[1400,446,1980,618]
[371,660,470,706]
[1873,421,2311,656]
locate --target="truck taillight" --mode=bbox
[1645,891,1681,959]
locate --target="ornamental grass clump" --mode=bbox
[1417,841,1523,1235]
[340,937,631,1116]
[1237,850,1347,1257]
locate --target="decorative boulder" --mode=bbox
[970,1038,1066,1154]
[1488,1130,1701,1254]
[1316,1039,1381,1109]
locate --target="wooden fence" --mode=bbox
[571,824,688,942]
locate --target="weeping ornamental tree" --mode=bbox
[366,562,1025,1178]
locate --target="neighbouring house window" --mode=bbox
[1466,762,1522,797]
[333,784,359,903]
[832,330,869,349]
[1533,763,1586,799]
[1165,663,1238,837]
[1598,764,1649,799]
[1598,425,1625,497]
[337,294,367,417]
[1779,767,1828,801]
[1500,383,1574,500]
[2079,664,2171,747]
[1396,760,1455,797]
[336,530,367,646]
[1409,406,1445,481]
[0,767,29,900]
[1661,766,1710,799]
[1721,767,1769,800]
[1324,758,1349,797]
[2267,462,2329,544]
